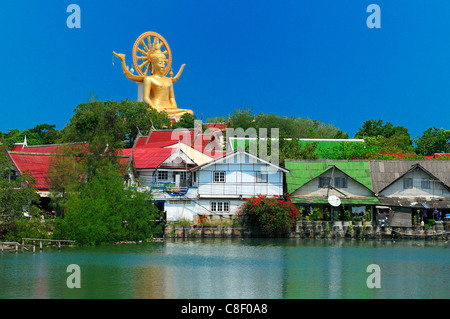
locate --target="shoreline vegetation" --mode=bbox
[2,217,448,253]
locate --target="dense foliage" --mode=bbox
[209,108,349,139]
[0,124,61,148]
[60,99,172,149]
[52,163,162,245]
[354,119,413,153]
[48,101,165,245]
[0,144,41,240]
[413,127,450,156]
[237,194,299,235]
[317,137,421,160]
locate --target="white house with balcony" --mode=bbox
[124,145,200,221]
[125,130,290,223]
[190,150,289,222]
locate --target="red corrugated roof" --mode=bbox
[130,129,227,163]
[9,147,131,191]
[204,150,227,159]
[11,144,25,152]
[205,123,227,130]
[9,152,51,190]
[130,148,175,169]
[434,153,450,158]
[138,141,179,149]
[133,130,194,148]
[11,143,89,154]
[148,130,194,144]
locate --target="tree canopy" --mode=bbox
[60,99,172,149]
[213,108,349,139]
[414,127,450,156]
[354,119,413,153]
[52,161,162,245]
[0,145,39,220]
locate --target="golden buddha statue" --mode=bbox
[113,32,193,119]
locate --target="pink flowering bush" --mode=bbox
[237,194,299,235]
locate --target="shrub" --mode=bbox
[237,194,299,235]
[52,165,163,245]
[5,218,55,242]
[425,219,436,227]
[343,210,351,221]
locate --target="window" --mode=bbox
[319,176,348,188]
[334,177,348,188]
[158,171,168,181]
[403,178,413,189]
[319,177,331,188]
[256,171,268,183]
[211,201,230,212]
[169,200,191,205]
[421,179,430,190]
[213,171,225,183]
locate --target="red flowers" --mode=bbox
[237,194,299,235]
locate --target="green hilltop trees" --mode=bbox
[414,127,450,156]
[354,119,414,153]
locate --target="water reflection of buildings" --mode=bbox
[35,259,49,298]
[131,239,448,299]
[133,264,171,299]
[133,239,285,299]
[283,240,381,298]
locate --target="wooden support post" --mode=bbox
[33,245,35,253]
[40,241,43,251]
[58,241,61,250]
[21,239,24,253]
[1,243,3,253]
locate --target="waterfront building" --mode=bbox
[285,159,450,226]
[5,134,450,227]
[127,129,288,223]
[369,160,450,226]
[5,141,131,214]
[190,150,289,223]
[285,160,378,221]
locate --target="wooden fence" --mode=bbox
[1,238,75,253]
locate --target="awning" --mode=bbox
[292,197,379,205]
[421,202,431,209]
[377,197,450,209]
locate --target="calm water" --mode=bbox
[0,238,448,299]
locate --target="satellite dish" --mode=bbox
[328,195,341,207]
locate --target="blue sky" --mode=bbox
[0,0,449,139]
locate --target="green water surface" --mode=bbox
[0,238,448,299]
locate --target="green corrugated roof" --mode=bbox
[285,160,373,193]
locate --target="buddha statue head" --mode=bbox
[148,41,168,76]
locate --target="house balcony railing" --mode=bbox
[136,183,198,199]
